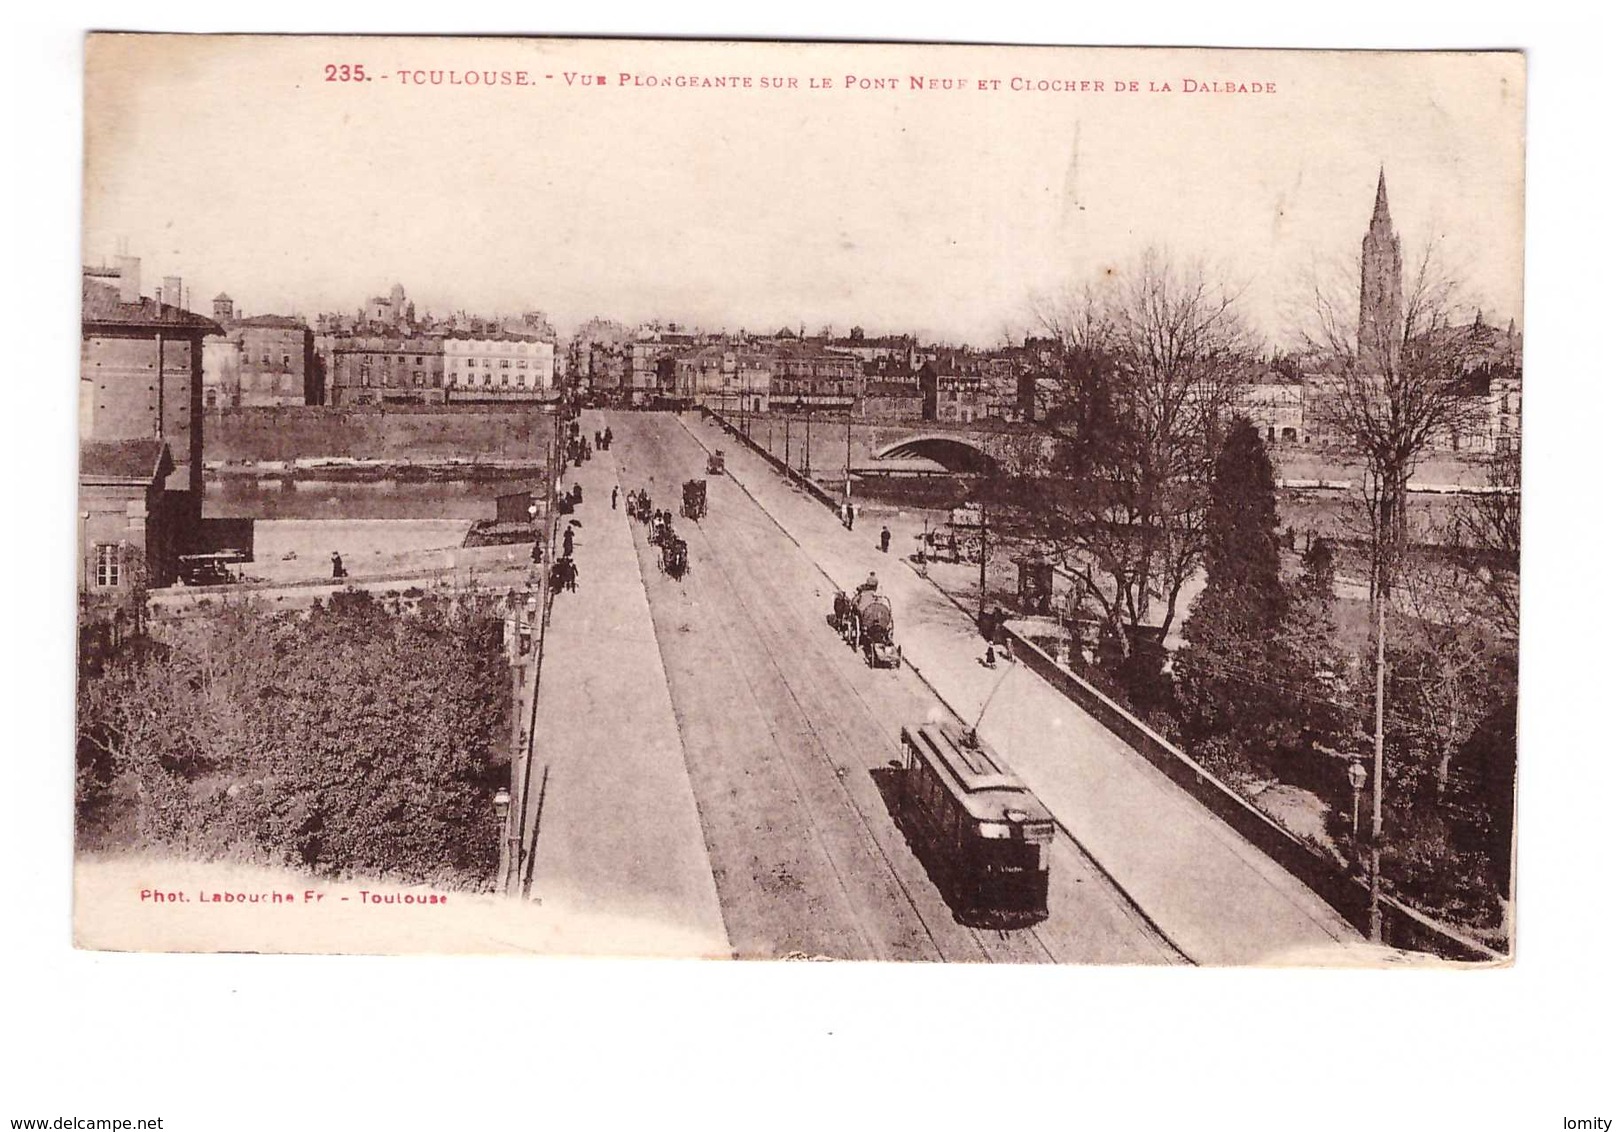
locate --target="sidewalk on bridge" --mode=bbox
[687,413,1374,966]
[524,413,730,958]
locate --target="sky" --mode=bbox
[83,37,1525,347]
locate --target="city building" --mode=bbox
[770,344,861,410]
[674,346,774,411]
[628,329,694,403]
[918,360,988,423]
[81,258,218,524]
[365,283,416,331]
[204,295,316,407]
[80,257,220,597]
[1235,374,1307,444]
[328,336,446,406]
[443,334,555,402]
[79,438,179,595]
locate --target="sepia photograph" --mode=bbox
[71,34,1526,967]
[12,7,1622,1128]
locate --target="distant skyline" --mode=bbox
[84,38,1524,348]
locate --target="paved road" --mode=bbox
[522,415,729,958]
[686,410,1376,966]
[610,411,1181,964]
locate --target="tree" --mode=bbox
[1030,249,1257,674]
[1179,422,1288,757]
[1301,536,1337,601]
[1454,443,1521,637]
[1303,236,1480,608]
[1202,419,1284,606]
[76,592,508,883]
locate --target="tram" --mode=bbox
[898,724,1054,925]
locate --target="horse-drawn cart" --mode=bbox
[682,479,708,521]
[661,535,688,579]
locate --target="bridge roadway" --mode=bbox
[682,410,1379,966]
[605,411,1180,963]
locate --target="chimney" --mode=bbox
[116,256,141,304]
[163,276,183,310]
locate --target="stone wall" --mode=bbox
[204,405,558,463]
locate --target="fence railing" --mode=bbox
[1001,622,1506,963]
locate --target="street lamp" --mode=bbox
[493,787,513,889]
[1347,758,1368,844]
[844,407,853,500]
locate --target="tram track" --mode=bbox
[621,413,1060,963]
[618,435,911,959]
[619,420,998,960]
[678,446,1049,964]
[612,411,1184,964]
[673,411,1187,965]
[671,466,992,963]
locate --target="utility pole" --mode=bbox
[845,409,853,500]
[978,504,989,619]
[1370,560,1386,943]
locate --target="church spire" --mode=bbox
[1359,168,1403,365]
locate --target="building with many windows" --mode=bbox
[442,334,555,401]
[327,337,447,405]
[918,360,987,423]
[203,295,317,407]
[770,344,861,410]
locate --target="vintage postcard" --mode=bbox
[76,35,1524,964]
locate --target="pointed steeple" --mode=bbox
[1359,168,1403,366]
[1370,167,1393,233]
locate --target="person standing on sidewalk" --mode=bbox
[611,485,620,511]
[880,526,891,553]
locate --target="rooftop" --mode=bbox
[233,314,306,331]
[80,438,172,484]
[82,276,221,333]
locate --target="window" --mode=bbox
[415,356,424,365]
[500,359,511,369]
[482,359,492,368]
[282,354,291,367]
[413,371,424,386]
[94,544,120,588]
[501,373,510,387]
[517,360,527,370]
[484,373,493,387]
[467,359,475,368]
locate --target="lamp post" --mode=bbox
[844,408,853,500]
[1347,758,1368,845]
[803,404,813,478]
[493,787,513,891]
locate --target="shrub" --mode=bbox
[76,592,508,884]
